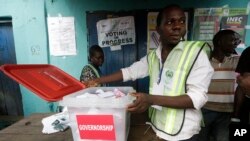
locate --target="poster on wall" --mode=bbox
[192,8,222,41]
[47,17,77,56]
[96,16,135,48]
[221,8,249,54]
[221,15,248,42]
[192,7,248,51]
[147,12,160,50]
[220,8,248,42]
[147,12,189,51]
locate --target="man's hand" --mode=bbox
[127,93,152,113]
[81,80,99,87]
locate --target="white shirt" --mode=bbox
[121,45,214,140]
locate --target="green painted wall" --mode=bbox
[0,0,50,116]
[0,0,249,116]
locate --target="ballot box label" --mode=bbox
[76,115,115,140]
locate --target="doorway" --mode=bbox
[86,10,149,93]
[0,17,23,119]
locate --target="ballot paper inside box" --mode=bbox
[0,64,135,141]
[59,87,135,141]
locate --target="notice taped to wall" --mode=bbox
[47,17,76,56]
[96,16,135,47]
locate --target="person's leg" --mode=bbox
[240,97,250,124]
[213,112,231,141]
[247,98,250,124]
[198,108,216,141]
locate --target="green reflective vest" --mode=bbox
[147,41,211,135]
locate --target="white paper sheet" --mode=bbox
[47,17,77,56]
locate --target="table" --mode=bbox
[0,112,160,141]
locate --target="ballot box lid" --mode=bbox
[0,64,85,101]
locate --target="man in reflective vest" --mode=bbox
[84,4,214,141]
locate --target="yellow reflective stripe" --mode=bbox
[148,52,153,74]
[148,53,152,89]
[168,42,194,95]
[149,51,158,88]
[148,51,154,86]
[165,109,175,133]
[176,42,195,93]
[165,42,202,133]
[147,50,159,127]
[164,42,193,133]
[148,51,157,121]
[177,42,201,93]
[149,50,156,83]
[151,107,156,121]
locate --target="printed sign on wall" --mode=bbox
[192,8,222,41]
[47,17,76,56]
[96,16,135,47]
[147,12,160,50]
[192,8,248,43]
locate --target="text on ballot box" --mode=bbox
[76,115,115,140]
[60,87,135,141]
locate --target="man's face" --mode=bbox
[221,33,241,56]
[157,7,186,46]
[91,51,104,67]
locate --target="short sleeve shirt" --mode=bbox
[80,64,101,82]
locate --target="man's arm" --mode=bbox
[95,70,123,84]
[127,94,194,113]
[127,51,214,113]
[232,86,245,119]
[83,56,149,87]
[231,73,250,121]
[237,73,250,97]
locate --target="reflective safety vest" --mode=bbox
[147,41,211,135]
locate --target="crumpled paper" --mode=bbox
[42,107,69,134]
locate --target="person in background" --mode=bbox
[80,45,104,86]
[231,46,250,125]
[83,4,213,141]
[198,30,241,141]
